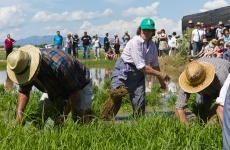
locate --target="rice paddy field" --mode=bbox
[0,49,224,149]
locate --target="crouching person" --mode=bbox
[7,45,93,126]
[174,58,230,124]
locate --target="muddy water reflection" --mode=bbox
[0,68,178,92]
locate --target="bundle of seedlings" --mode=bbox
[100,86,128,120]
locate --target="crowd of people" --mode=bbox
[3,18,230,149]
[52,30,131,61]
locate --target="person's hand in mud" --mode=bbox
[158,72,170,90]
[159,72,170,82]
[54,115,66,126]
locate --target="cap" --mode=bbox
[140,18,155,30]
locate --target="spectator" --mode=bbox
[65,34,72,55]
[113,33,120,58]
[223,28,230,43]
[158,28,168,56]
[105,47,115,60]
[205,23,215,42]
[92,34,100,60]
[185,20,195,55]
[4,34,16,58]
[200,22,205,31]
[223,44,230,61]
[164,34,176,55]
[53,31,64,50]
[215,21,226,39]
[191,22,206,56]
[72,34,80,58]
[104,33,110,53]
[195,38,209,58]
[122,31,131,46]
[81,31,92,59]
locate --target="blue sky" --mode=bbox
[0,0,229,40]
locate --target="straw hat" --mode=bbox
[196,22,201,26]
[125,31,128,34]
[179,61,215,93]
[218,21,223,25]
[184,34,188,37]
[7,45,41,85]
[175,35,180,39]
[203,38,208,43]
[177,38,182,42]
[188,20,193,24]
[218,37,224,44]
[211,39,218,45]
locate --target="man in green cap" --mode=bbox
[100,18,170,120]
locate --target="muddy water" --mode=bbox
[0,68,179,92]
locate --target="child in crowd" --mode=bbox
[214,43,227,58]
[105,47,115,60]
[223,44,230,61]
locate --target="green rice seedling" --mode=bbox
[167,94,178,109]
[146,85,163,107]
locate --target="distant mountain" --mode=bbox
[0,35,122,46]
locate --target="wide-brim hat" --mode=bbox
[211,39,218,45]
[188,20,193,24]
[7,45,41,85]
[179,61,215,93]
[218,21,223,25]
[203,38,208,43]
[196,22,201,26]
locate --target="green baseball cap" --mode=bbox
[140,18,155,30]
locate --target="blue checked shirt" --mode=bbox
[19,48,90,101]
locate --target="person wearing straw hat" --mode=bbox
[7,45,94,126]
[174,58,230,124]
[191,22,206,56]
[215,21,226,39]
[122,31,131,46]
[194,38,209,58]
[185,20,195,54]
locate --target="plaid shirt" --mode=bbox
[175,58,230,109]
[19,49,90,101]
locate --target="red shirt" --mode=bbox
[4,38,15,48]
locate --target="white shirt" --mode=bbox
[92,39,100,47]
[216,74,230,106]
[168,36,176,47]
[121,35,159,70]
[216,27,226,38]
[192,29,205,42]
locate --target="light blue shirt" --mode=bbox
[121,35,159,70]
[53,35,63,46]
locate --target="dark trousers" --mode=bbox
[5,48,13,59]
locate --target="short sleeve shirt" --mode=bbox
[121,35,159,70]
[53,35,63,46]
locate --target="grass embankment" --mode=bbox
[0,78,222,149]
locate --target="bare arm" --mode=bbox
[54,90,81,126]
[174,109,189,124]
[15,92,30,124]
[191,34,194,43]
[140,65,170,89]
